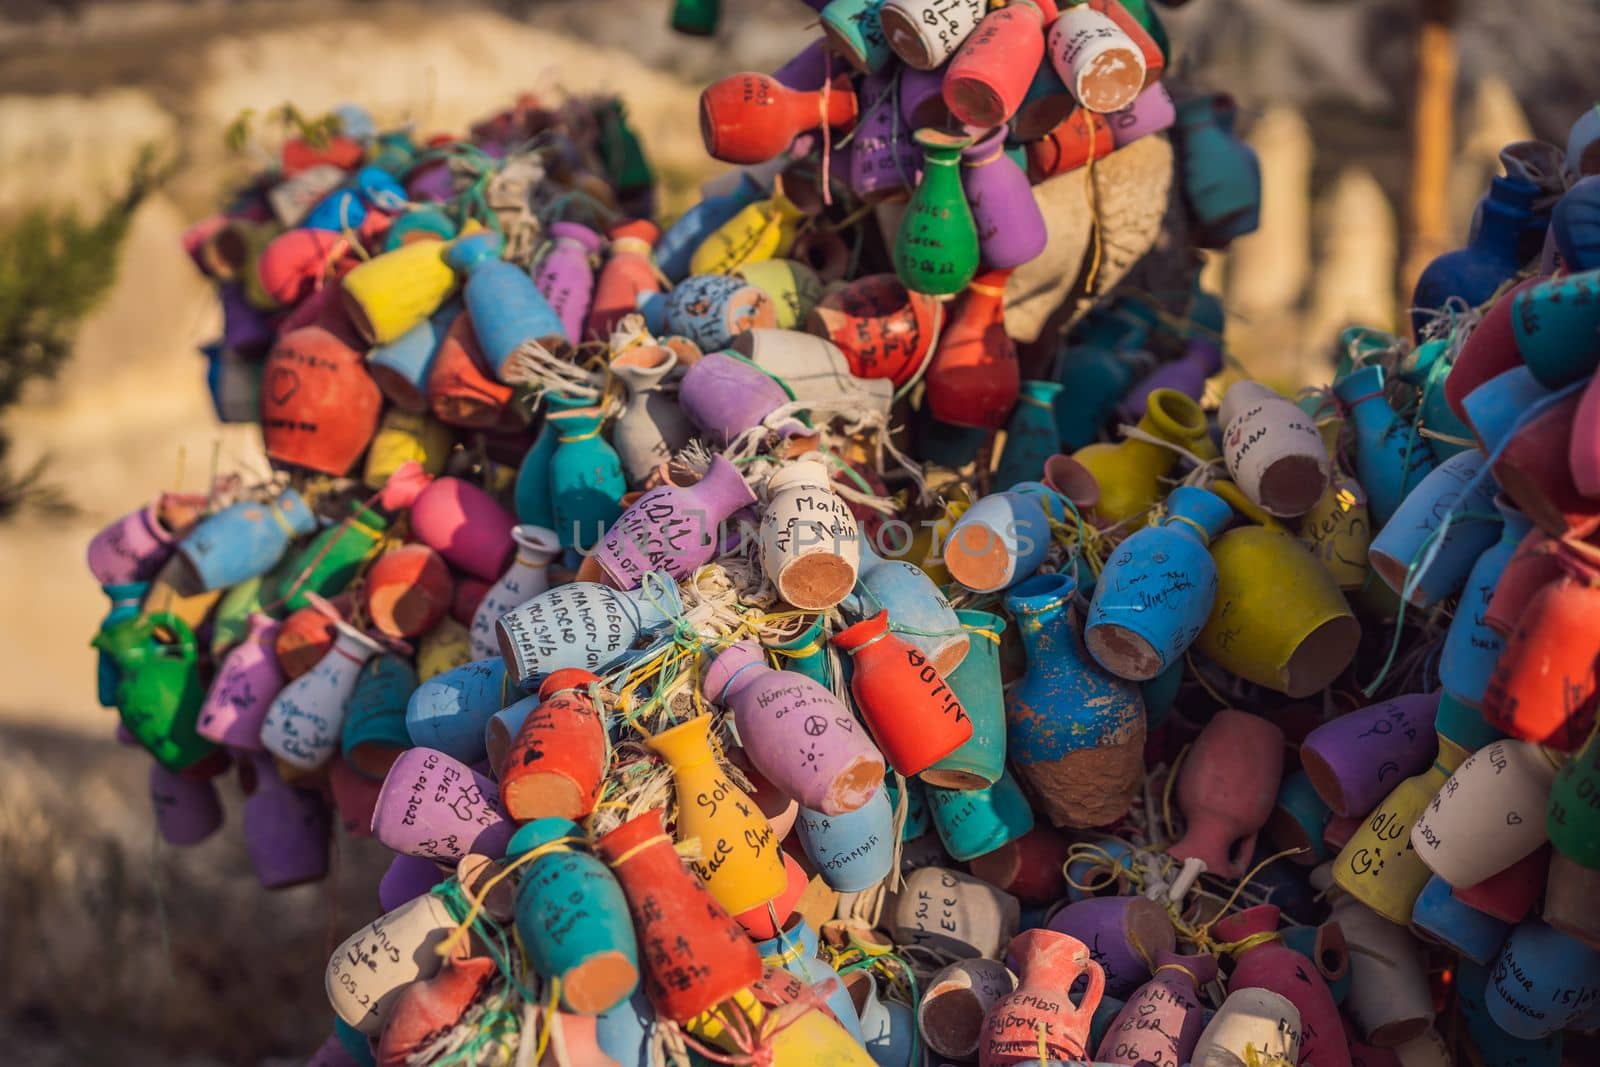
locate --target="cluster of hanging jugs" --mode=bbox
[80,3,1600,1065]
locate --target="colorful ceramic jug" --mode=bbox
[262,327,383,476]
[1493,392,1600,538]
[1168,709,1285,879]
[515,392,594,528]
[243,752,331,888]
[86,501,181,585]
[926,769,1035,862]
[1485,919,1600,1040]
[469,525,560,660]
[1331,364,1437,527]
[894,130,980,296]
[533,222,602,345]
[730,328,895,421]
[362,543,452,639]
[274,497,393,612]
[892,866,1020,960]
[95,581,149,707]
[374,952,498,1067]
[1095,950,1218,1067]
[176,489,316,591]
[1073,388,1215,528]
[547,405,626,551]
[596,456,756,589]
[594,808,763,1022]
[699,72,858,165]
[917,958,1016,1060]
[645,714,788,915]
[197,611,285,748]
[689,190,807,276]
[992,380,1064,489]
[1410,175,1534,339]
[495,574,683,687]
[1456,958,1567,1067]
[1045,895,1174,998]
[677,351,797,445]
[1194,504,1361,699]
[662,273,777,353]
[403,656,507,765]
[340,237,457,345]
[368,303,459,411]
[762,459,861,610]
[426,313,516,428]
[1301,692,1439,818]
[326,888,460,1035]
[508,817,640,1014]
[1412,739,1559,888]
[149,763,223,847]
[656,173,766,282]
[961,129,1047,271]
[924,609,1006,789]
[879,0,987,69]
[401,469,517,580]
[1211,904,1351,1067]
[843,971,911,1065]
[943,0,1045,128]
[1190,987,1301,1067]
[260,619,386,770]
[833,609,973,776]
[1412,873,1509,965]
[588,220,662,338]
[807,273,943,386]
[498,669,607,821]
[1004,572,1145,828]
[1369,448,1500,609]
[1172,94,1262,248]
[980,929,1104,1066]
[609,346,693,487]
[943,484,1065,593]
[446,231,566,379]
[1027,106,1117,181]
[1219,381,1329,518]
[924,272,1020,431]
[94,612,215,772]
[342,652,417,779]
[370,747,512,863]
[1331,725,1470,924]
[849,70,924,202]
[703,640,884,814]
[796,784,896,891]
[1085,485,1231,681]
[1048,4,1145,113]
[1483,550,1600,752]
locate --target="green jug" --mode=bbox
[94,612,215,772]
[894,129,979,296]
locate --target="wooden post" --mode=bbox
[1401,0,1458,317]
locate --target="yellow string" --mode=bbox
[1161,743,1190,844]
[535,975,563,1062]
[557,426,604,443]
[1036,1022,1049,1067]
[1081,115,1104,293]
[1243,1043,1295,1067]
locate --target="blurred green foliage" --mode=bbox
[0,146,174,518]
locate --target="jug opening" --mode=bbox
[945,522,1009,591]
[921,767,991,791]
[924,988,985,1057]
[778,552,857,611]
[1260,454,1328,517]
[1085,624,1161,681]
[562,948,641,1015]
[1283,616,1362,699]
[503,771,585,824]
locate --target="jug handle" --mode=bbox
[1209,479,1287,533]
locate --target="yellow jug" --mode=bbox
[341,237,458,344]
[647,714,789,916]
[1296,416,1372,591]
[690,192,807,277]
[1194,480,1361,698]
[1330,737,1468,924]
[736,259,825,329]
[363,410,453,489]
[1072,389,1217,528]
[686,978,877,1067]
[416,616,472,681]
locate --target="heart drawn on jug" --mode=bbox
[268,367,301,406]
[1506,811,1523,825]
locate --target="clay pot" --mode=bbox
[261,327,382,476]
[1413,739,1559,887]
[1191,988,1302,1067]
[370,747,513,863]
[1168,709,1285,879]
[808,273,943,386]
[594,809,763,1022]
[1095,950,1218,1067]
[1046,895,1174,999]
[833,610,973,777]
[981,929,1103,1066]
[699,72,858,165]
[1483,550,1600,751]
[363,544,453,639]
[917,958,1016,1060]
[1219,380,1330,518]
[892,866,1019,960]
[761,459,861,610]
[500,670,608,823]
[923,271,1021,430]
[1300,692,1441,818]
[1211,904,1351,1067]
[1492,392,1600,538]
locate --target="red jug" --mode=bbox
[924,271,1021,430]
[261,327,382,476]
[700,72,859,165]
